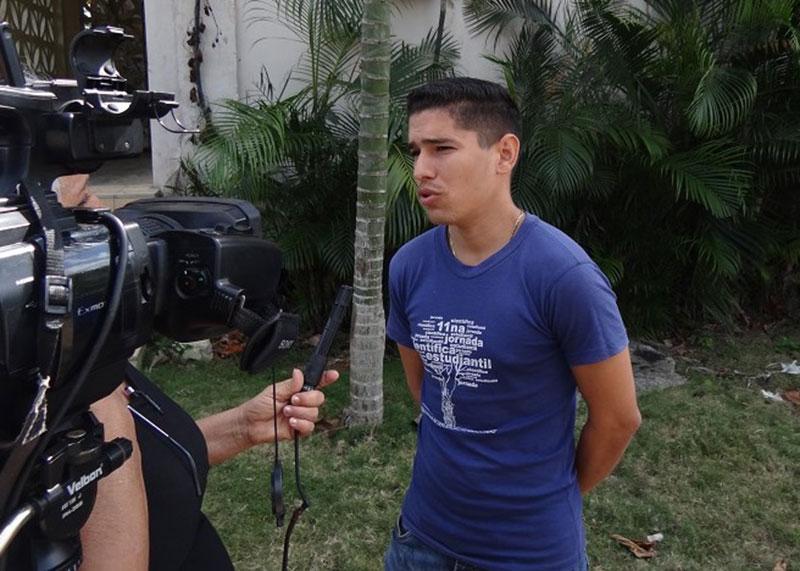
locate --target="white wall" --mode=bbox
[145,0,510,189]
[144,0,239,187]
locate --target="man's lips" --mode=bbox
[417,188,441,207]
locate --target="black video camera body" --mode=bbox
[0,23,298,570]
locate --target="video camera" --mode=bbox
[0,23,299,570]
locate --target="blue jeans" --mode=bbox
[384,516,589,571]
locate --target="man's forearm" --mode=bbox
[575,417,639,494]
[196,406,249,466]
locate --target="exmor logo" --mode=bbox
[76,301,105,317]
[66,466,103,496]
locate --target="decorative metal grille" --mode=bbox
[0,0,67,76]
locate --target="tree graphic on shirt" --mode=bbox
[413,317,497,431]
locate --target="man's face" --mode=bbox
[408,108,500,227]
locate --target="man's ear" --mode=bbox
[495,133,520,175]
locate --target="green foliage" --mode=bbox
[186,1,459,326]
[466,0,800,331]
[188,0,799,332]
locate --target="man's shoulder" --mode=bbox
[516,216,603,294]
[522,216,592,270]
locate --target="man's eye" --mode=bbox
[436,146,454,152]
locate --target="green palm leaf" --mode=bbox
[464,0,562,46]
[195,99,289,173]
[660,140,752,217]
[389,29,460,105]
[687,61,757,136]
[694,226,743,278]
[386,146,428,246]
[604,120,671,163]
[529,125,596,195]
[320,212,356,279]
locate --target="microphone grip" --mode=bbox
[302,354,327,392]
[301,285,352,391]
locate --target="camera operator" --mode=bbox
[55,178,339,570]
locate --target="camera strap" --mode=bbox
[17,179,71,443]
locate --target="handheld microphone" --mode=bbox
[302,285,353,391]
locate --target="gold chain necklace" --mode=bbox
[448,209,526,259]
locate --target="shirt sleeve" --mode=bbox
[545,262,629,366]
[386,254,413,347]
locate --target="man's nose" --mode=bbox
[413,152,434,182]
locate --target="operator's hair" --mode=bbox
[406,77,521,148]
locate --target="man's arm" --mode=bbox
[397,344,424,404]
[80,385,149,570]
[573,347,641,494]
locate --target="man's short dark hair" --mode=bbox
[407,77,521,147]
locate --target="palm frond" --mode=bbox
[694,225,743,278]
[660,140,752,217]
[320,212,356,279]
[528,124,596,196]
[385,144,428,246]
[687,62,757,137]
[463,0,562,46]
[389,29,460,106]
[604,120,671,163]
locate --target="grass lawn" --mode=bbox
[148,324,800,570]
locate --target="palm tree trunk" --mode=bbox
[348,0,390,426]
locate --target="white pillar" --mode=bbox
[143,0,240,190]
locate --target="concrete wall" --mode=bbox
[144,0,510,189]
[144,0,240,187]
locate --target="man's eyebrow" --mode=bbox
[408,137,458,148]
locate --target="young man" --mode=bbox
[385,78,641,570]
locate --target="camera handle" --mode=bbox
[154,108,201,135]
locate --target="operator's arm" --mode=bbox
[573,347,641,494]
[197,368,339,466]
[397,344,424,404]
[80,384,149,570]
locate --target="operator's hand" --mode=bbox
[242,368,339,444]
[53,174,104,208]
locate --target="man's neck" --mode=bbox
[448,202,523,266]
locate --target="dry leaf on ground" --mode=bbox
[212,330,246,359]
[610,534,657,559]
[773,558,788,571]
[782,389,800,406]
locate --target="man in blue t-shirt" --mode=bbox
[384,78,641,571]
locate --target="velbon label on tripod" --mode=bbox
[65,467,103,497]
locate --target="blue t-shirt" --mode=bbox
[387,214,629,570]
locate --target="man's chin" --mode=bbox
[423,209,448,226]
